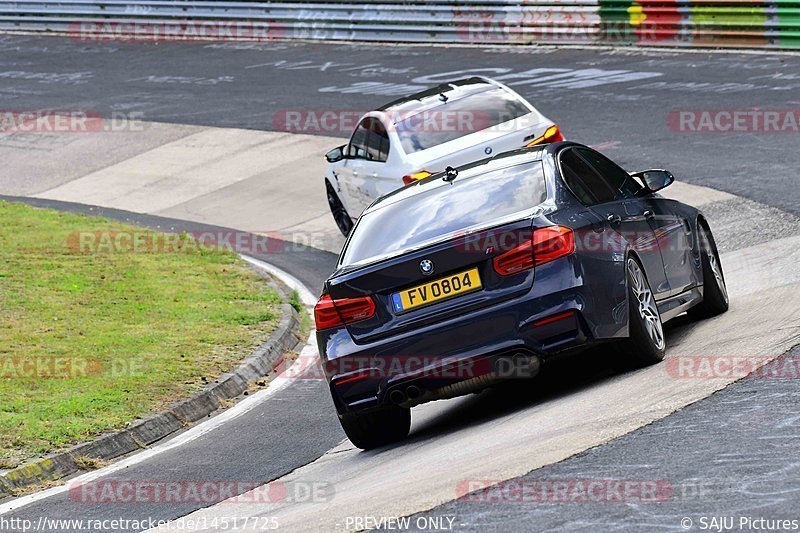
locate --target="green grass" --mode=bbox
[0,201,281,469]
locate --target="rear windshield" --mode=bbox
[395,87,531,154]
[340,160,547,267]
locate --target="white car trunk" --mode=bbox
[402,112,551,175]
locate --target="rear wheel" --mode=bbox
[618,257,666,368]
[688,226,729,319]
[327,182,354,237]
[338,406,411,450]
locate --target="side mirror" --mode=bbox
[632,169,674,194]
[325,145,347,163]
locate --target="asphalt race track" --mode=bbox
[1,35,799,532]
[2,36,800,215]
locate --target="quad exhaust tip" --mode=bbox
[406,385,422,400]
[389,389,406,405]
[387,353,542,406]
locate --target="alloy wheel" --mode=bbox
[702,230,728,304]
[627,259,666,351]
[327,187,353,237]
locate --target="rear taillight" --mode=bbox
[533,226,575,265]
[493,241,535,276]
[314,294,376,330]
[402,170,432,186]
[525,125,565,147]
[493,226,575,276]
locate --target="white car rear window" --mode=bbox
[395,88,531,154]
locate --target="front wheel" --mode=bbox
[326,181,354,237]
[338,406,411,450]
[688,226,729,319]
[618,257,666,368]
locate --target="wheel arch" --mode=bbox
[695,214,723,263]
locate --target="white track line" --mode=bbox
[0,258,320,515]
[240,255,318,307]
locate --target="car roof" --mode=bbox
[376,77,500,115]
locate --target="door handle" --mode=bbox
[607,213,621,225]
[643,210,655,220]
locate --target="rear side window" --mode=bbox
[348,119,370,159]
[574,148,643,198]
[395,87,531,154]
[349,118,391,162]
[365,118,390,162]
[341,160,547,267]
[559,149,617,206]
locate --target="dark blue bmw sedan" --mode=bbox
[315,142,729,449]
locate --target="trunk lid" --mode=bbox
[402,114,551,174]
[328,218,538,344]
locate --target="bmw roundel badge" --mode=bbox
[485,147,493,155]
[419,259,434,275]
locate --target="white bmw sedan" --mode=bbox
[324,76,562,236]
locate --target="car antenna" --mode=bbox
[439,93,448,103]
[443,166,458,182]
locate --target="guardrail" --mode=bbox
[0,0,798,49]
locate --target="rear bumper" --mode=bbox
[321,269,597,414]
[331,347,554,414]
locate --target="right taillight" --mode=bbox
[525,125,564,147]
[493,226,575,276]
[314,294,376,330]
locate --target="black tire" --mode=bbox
[688,225,729,320]
[338,406,411,450]
[326,182,354,237]
[618,257,666,368]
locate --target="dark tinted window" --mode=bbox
[365,118,390,162]
[395,87,531,154]
[348,119,370,159]
[559,149,617,205]
[575,148,643,198]
[341,160,547,267]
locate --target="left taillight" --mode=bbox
[525,125,565,147]
[314,294,376,331]
[493,226,575,276]
[402,170,432,186]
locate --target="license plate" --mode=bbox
[391,268,482,313]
